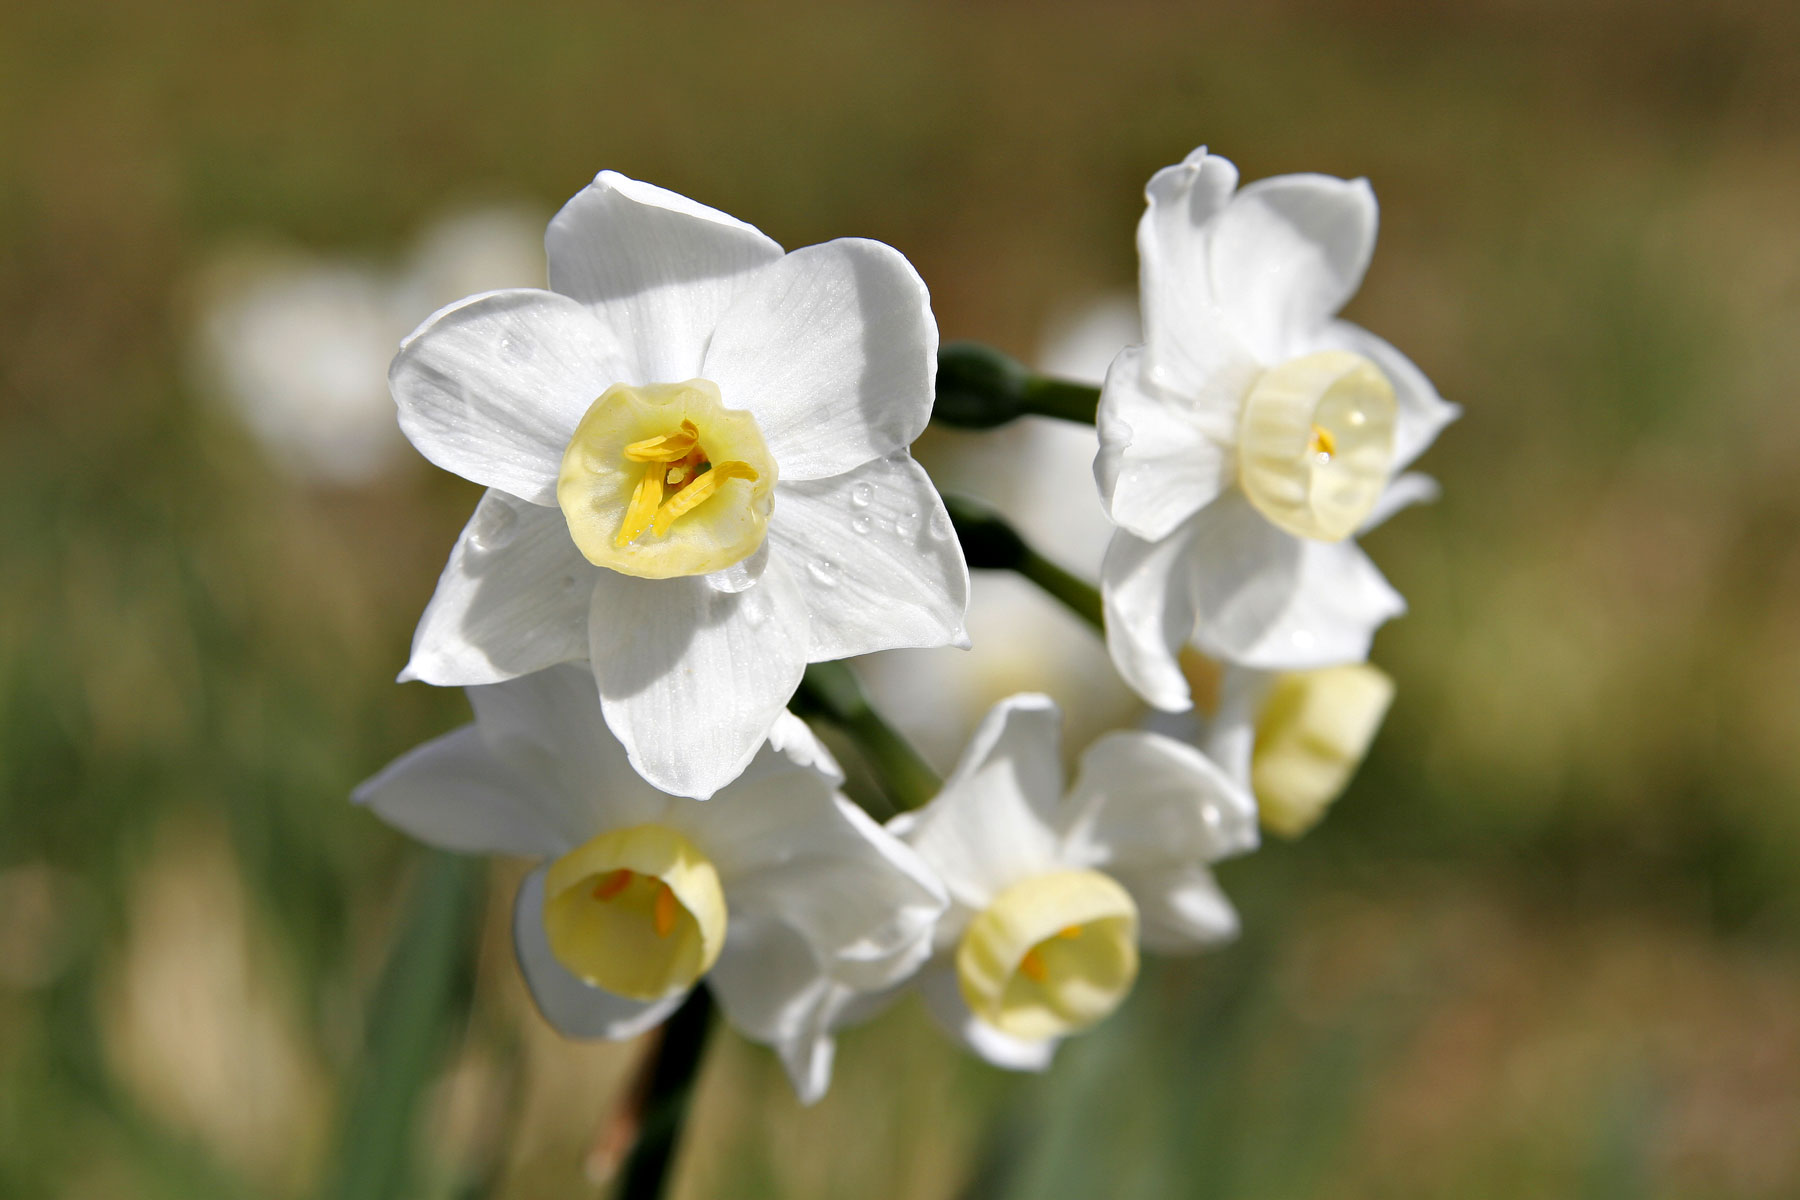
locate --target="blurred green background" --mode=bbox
[4,0,1799,1196]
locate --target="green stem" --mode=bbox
[614,987,715,1200]
[933,341,1100,428]
[794,661,942,811]
[942,494,1104,633]
[319,850,487,1200]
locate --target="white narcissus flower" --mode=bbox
[890,693,1257,1070]
[1096,148,1458,709]
[1149,655,1396,839]
[352,665,946,1105]
[391,171,969,798]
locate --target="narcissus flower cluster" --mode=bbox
[356,148,1450,1105]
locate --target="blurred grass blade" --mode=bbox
[319,849,487,1200]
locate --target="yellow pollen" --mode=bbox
[1056,925,1083,940]
[616,465,665,547]
[652,881,679,938]
[591,868,634,902]
[623,420,700,463]
[1019,948,1049,983]
[1309,423,1337,461]
[665,464,688,486]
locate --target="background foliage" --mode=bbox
[3,1,1799,1196]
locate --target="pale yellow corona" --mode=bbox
[557,380,777,579]
[956,869,1139,1041]
[1237,351,1396,541]
[541,824,727,1000]
[1252,663,1395,837]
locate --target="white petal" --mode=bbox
[706,913,842,1104]
[897,694,1065,909]
[916,961,1056,1072]
[703,239,936,482]
[588,559,809,799]
[1221,538,1405,671]
[390,289,630,504]
[696,784,945,992]
[352,726,566,857]
[512,865,687,1039]
[1182,492,1308,663]
[1094,344,1244,542]
[1100,525,1202,712]
[1363,471,1441,534]
[1060,730,1259,871]
[1136,148,1249,393]
[1110,862,1241,953]
[766,454,970,660]
[1316,321,1459,472]
[1209,174,1378,362]
[464,664,669,839]
[766,711,845,784]
[545,171,784,382]
[402,491,597,687]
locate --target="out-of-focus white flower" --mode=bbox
[1098,149,1457,707]
[1150,655,1395,838]
[888,694,1256,1070]
[393,171,967,799]
[192,206,544,486]
[354,665,945,1105]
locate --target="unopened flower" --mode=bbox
[392,171,968,797]
[353,666,945,1104]
[1152,655,1395,838]
[890,694,1257,1069]
[1097,148,1456,707]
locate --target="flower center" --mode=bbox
[956,869,1139,1041]
[1251,663,1395,838]
[1237,350,1396,541]
[541,823,727,1001]
[557,380,777,579]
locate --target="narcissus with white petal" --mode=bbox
[1150,651,1395,839]
[391,171,969,798]
[1096,148,1457,707]
[351,665,945,1105]
[889,693,1258,1070]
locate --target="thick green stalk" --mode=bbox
[319,850,487,1200]
[933,341,1101,428]
[794,661,941,812]
[613,988,715,1200]
[942,494,1104,633]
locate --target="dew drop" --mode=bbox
[927,509,953,541]
[807,559,841,588]
[893,510,919,538]
[850,482,873,508]
[851,513,873,535]
[738,587,771,627]
[466,503,518,552]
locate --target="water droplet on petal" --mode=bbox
[927,509,953,541]
[893,510,919,538]
[807,560,840,588]
[851,513,873,535]
[466,502,519,553]
[738,587,771,626]
[851,482,873,508]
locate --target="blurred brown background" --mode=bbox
[3,1,1799,1197]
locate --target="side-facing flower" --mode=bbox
[1151,654,1396,839]
[391,171,969,798]
[891,693,1257,1069]
[352,665,945,1104]
[1096,148,1457,708]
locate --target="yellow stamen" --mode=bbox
[650,461,758,537]
[1019,948,1049,983]
[1309,423,1337,460]
[623,420,700,463]
[615,465,665,546]
[591,869,633,902]
[652,881,678,938]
